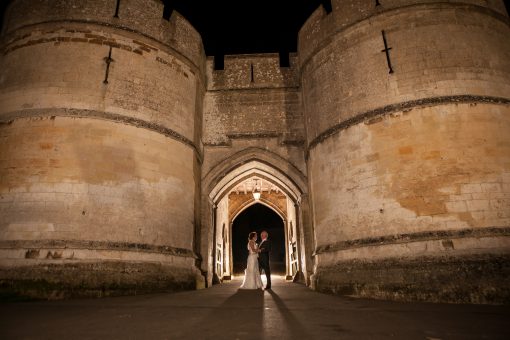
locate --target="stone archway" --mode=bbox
[200,148,313,287]
[211,172,299,282]
[227,179,296,279]
[231,203,286,276]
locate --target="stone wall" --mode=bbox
[1,0,508,303]
[300,0,510,303]
[300,1,510,143]
[0,0,206,298]
[200,54,309,285]
[202,54,306,177]
[2,0,204,69]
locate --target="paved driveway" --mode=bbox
[1,276,509,339]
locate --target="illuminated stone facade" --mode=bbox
[1,0,509,303]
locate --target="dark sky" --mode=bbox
[0,0,325,56]
[169,0,325,56]
[1,0,509,55]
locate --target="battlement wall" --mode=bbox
[206,53,300,91]
[0,0,206,297]
[202,53,306,192]
[0,0,206,143]
[300,0,510,303]
[299,1,510,142]
[2,0,204,67]
[298,0,508,68]
[203,53,304,147]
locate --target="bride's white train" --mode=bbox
[240,232,263,290]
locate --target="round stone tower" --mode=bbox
[299,0,510,303]
[0,0,205,298]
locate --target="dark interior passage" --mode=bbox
[232,204,285,275]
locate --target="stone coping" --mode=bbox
[0,239,198,259]
[307,95,510,158]
[0,108,203,162]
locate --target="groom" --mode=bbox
[258,230,271,289]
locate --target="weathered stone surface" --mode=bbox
[300,1,510,304]
[0,261,197,300]
[2,0,205,68]
[312,254,510,304]
[1,0,509,303]
[300,3,510,143]
[0,25,203,143]
[0,0,205,299]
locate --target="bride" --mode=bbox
[240,231,263,289]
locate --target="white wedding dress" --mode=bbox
[240,241,263,289]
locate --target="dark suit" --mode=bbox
[258,239,271,288]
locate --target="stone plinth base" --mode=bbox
[312,254,510,304]
[0,261,200,300]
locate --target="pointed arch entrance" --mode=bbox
[232,204,285,275]
[200,148,313,287]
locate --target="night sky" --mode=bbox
[0,0,326,56]
[167,0,326,57]
[2,1,509,56]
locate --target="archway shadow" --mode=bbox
[180,288,264,338]
[266,289,312,338]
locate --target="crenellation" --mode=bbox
[2,1,205,71]
[0,0,509,303]
[0,50,204,295]
[207,53,300,91]
[202,53,305,165]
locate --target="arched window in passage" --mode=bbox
[215,223,226,276]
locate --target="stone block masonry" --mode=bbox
[300,0,510,304]
[1,0,509,303]
[0,0,206,298]
[203,54,303,148]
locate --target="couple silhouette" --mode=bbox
[240,230,271,290]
